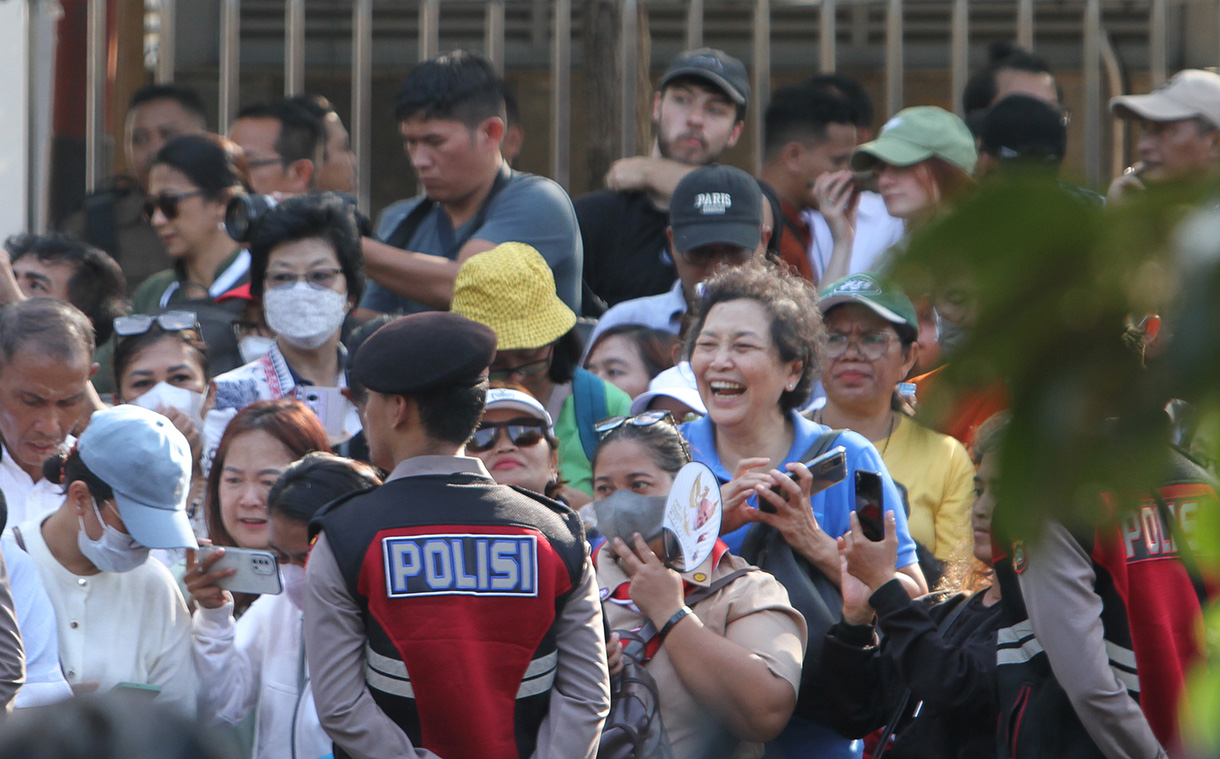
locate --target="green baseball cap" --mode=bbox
[818,273,918,334]
[850,106,978,176]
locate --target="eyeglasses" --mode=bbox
[487,347,553,382]
[143,190,206,221]
[114,310,199,338]
[593,410,676,439]
[265,268,345,291]
[678,246,754,267]
[467,420,546,453]
[825,331,899,361]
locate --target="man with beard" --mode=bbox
[576,48,748,315]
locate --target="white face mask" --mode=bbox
[238,334,277,364]
[77,498,150,573]
[129,382,206,428]
[263,282,348,351]
[281,563,306,609]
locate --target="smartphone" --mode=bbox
[199,545,283,595]
[112,682,161,701]
[854,470,885,542]
[762,446,848,513]
[297,386,347,438]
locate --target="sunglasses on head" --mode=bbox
[593,410,676,439]
[114,310,199,338]
[467,419,547,453]
[143,189,206,221]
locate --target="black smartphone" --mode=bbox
[762,446,848,513]
[854,470,885,542]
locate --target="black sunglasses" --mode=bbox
[143,189,206,221]
[114,310,199,338]
[467,420,546,453]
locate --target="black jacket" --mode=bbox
[819,579,1002,759]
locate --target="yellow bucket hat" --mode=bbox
[451,242,577,351]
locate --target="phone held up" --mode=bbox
[761,446,848,513]
[198,545,283,596]
[854,470,885,542]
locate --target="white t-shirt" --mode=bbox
[17,518,197,715]
[805,191,906,281]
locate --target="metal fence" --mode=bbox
[67,0,1206,226]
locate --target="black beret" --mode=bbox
[353,312,496,395]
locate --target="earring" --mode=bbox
[786,383,795,391]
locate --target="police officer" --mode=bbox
[303,312,610,759]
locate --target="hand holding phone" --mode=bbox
[197,545,282,596]
[854,470,885,542]
[762,447,848,513]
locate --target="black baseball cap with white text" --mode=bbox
[668,164,762,253]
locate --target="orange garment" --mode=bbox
[910,364,1008,448]
[777,198,815,281]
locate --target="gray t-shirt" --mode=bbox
[361,169,583,314]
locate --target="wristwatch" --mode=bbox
[658,605,695,643]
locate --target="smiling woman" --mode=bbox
[679,260,928,758]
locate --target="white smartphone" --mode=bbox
[199,546,283,595]
[297,386,347,438]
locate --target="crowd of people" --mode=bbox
[0,39,1212,759]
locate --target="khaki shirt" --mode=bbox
[598,546,807,759]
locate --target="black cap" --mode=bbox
[668,164,763,253]
[353,312,497,395]
[979,94,1067,165]
[661,48,750,108]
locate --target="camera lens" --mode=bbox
[224,195,278,243]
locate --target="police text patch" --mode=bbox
[382,534,539,598]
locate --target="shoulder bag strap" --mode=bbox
[572,368,608,462]
[382,164,514,257]
[618,567,757,659]
[873,589,981,757]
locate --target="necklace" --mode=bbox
[817,409,898,457]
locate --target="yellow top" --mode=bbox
[878,413,975,560]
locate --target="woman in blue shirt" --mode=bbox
[680,260,927,759]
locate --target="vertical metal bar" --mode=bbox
[687,0,704,50]
[1099,33,1125,181]
[486,0,506,73]
[1150,0,1167,87]
[1017,0,1033,50]
[156,0,176,83]
[285,0,305,96]
[820,0,836,73]
[420,0,439,62]
[28,0,59,233]
[552,0,570,189]
[1084,0,1101,187]
[886,0,903,117]
[220,0,240,132]
[951,0,968,117]
[86,0,106,192]
[620,0,638,158]
[353,0,372,214]
[753,0,771,175]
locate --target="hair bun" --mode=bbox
[42,451,69,485]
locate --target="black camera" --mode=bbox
[224,192,370,243]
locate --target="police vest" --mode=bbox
[312,472,586,759]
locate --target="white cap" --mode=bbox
[484,387,553,429]
[629,362,707,416]
[1111,69,1220,130]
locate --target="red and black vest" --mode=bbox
[312,473,587,759]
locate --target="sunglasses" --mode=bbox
[593,410,676,439]
[143,190,206,221]
[467,420,547,453]
[114,310,199,338]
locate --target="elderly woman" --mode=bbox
[205,193,365,460]
[592,413,805,759]
[680,260,926,759]
[814,274,975,562]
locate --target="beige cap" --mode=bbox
[1110,69,1220,130]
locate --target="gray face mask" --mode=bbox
[934,309,969,356]
[593,491,667,546]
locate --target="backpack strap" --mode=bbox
[573,368,609,462]
[382,163,513,259]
